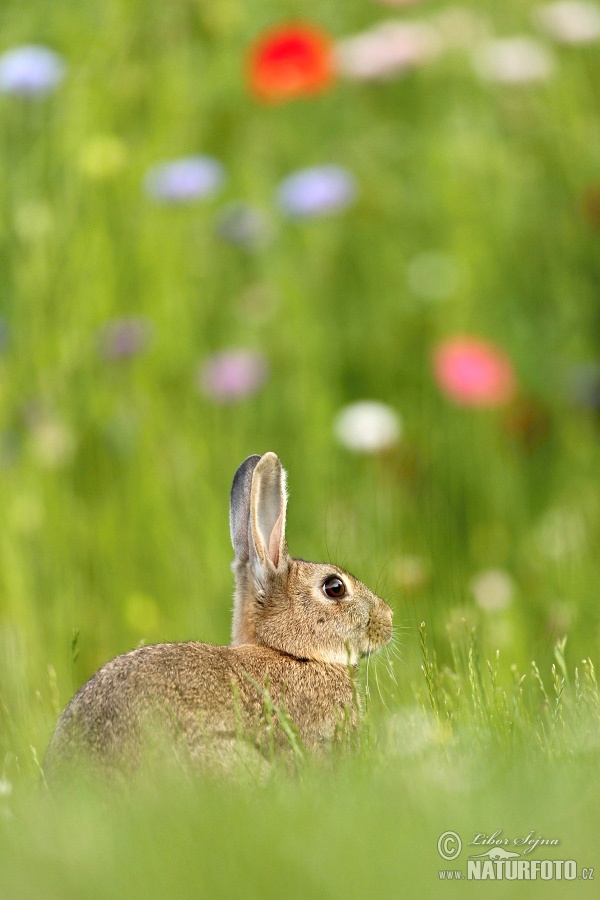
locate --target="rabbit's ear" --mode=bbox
[230,454,262,563]
[249,452,288,580]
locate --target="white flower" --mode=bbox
[534,508,586,559]
[0,45,66,96]
[334,401,402,453]
[470,569,514,612]
[0,778,12,797]
[336,21,442,81]
[473,37,555,84]
[533,1,600,44]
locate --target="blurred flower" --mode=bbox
[334,401,402,453]
[336,21,442,80]
[435,7,491,49]
[97,316,154,362]
[80,135,127,179]
[0,778,12,798]
[144,156,225,204]
[546,602,575,637]
[501,395,552,449]
[277,165,357,218]
[470,569,514,612]
[0,45,66,96]
[26,411,76,469]
[14,201,53,242]
[533,1,600,43]
[407,251,459,301]
[473,37,555,84]
[215,202,273,249]
[567,362,600,410]
[248,24,334,102]
[385,707,441,759]
[433,336,517,407]
[198,350,269,403]
[534,508,586,559]
[393,555,429,591]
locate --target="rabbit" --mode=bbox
[43,452,393,782]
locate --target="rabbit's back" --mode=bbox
[44,641,356,781]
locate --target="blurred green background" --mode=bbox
[1,0,600,896]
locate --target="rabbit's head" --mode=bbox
[230,453,393,665]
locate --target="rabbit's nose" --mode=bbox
[367,600,394,648]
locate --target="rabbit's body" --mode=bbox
[44,640,356,779]
[44,453,392,782]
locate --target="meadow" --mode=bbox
[1,0,600,895]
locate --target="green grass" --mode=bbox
[2,0,600,895]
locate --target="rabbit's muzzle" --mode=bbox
[365,599,393,652]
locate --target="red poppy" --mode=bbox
[248,24,335,102]
[433,336,517,407]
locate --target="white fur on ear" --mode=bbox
[249,452,288,582]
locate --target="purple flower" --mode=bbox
[97,317,154,361]
[276,165,357,218]
[144,156,225,204]
[0,45,66,96]
[215,202,272,249]
[198,350,269,403]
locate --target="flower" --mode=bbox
[198,350,269,403]
[0,778,12,798]
[248,24,334,102]
[277,165,357,218]
[215,202,273,249]
[97,317,154,361]
[0,45,66,96]
[24,406,76,469]
[533,508,586,559]
[533,1,600,44]
[470,569,514,612]
[336,21,442,81]
[433,336,517,407]
[144,156,225,203]
[334,401,402,453]
[472,37,555,84]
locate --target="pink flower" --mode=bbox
[433,336,517,407]
[198,350,269,403]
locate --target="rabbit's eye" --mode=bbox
[322,575,346,600]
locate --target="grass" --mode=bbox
[1,0,600,894]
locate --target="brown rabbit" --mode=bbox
[44,452,393,781]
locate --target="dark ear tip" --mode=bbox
[231,455,262,491]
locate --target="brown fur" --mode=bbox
[44,454,393,782]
